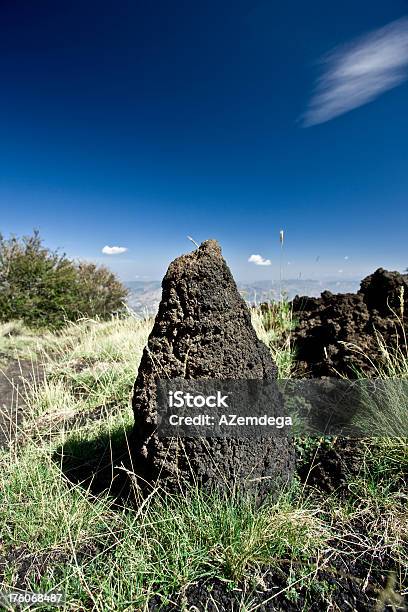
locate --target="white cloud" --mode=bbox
[248,254,272,266]
[102,245,128,255]
[303,17,408,126]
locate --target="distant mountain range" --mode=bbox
[125,278,360,316]
[125,281,162,315]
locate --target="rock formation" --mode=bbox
[292,268,408,377]
[132,240,295,497]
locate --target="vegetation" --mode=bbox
[0,305,406,610]
[251,297,297,378]
[342,291,408,436]
[0,231,128,329]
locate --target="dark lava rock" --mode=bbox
[292,268,408,377]
[360,267,408,316]
[297,438,365,494]
[132,240,295,497]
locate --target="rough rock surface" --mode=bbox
[292,268,408,377]
[132,240,295,497]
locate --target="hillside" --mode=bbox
[126,279,360,315]
[0,303,406,610]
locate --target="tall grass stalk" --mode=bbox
[251,299,297,378]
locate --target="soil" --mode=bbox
[0,359,44,450]
[147,555,404,611]
[297,437,366,494]
[0,542,99,595]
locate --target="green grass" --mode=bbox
[251,298,297,378]
[340,300,408,436]
[0,307,407,610]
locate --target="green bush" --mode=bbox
[74,261,129,320]
[0,231,128,328]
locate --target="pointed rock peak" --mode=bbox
[131,240,295,498]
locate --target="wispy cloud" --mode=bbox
[303,17,408,127]
[248,254,271,266]
[102,245,128,255]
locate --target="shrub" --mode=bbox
[75,262,128,320]
[0,231,128,328]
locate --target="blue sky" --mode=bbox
[0,1,407,281]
